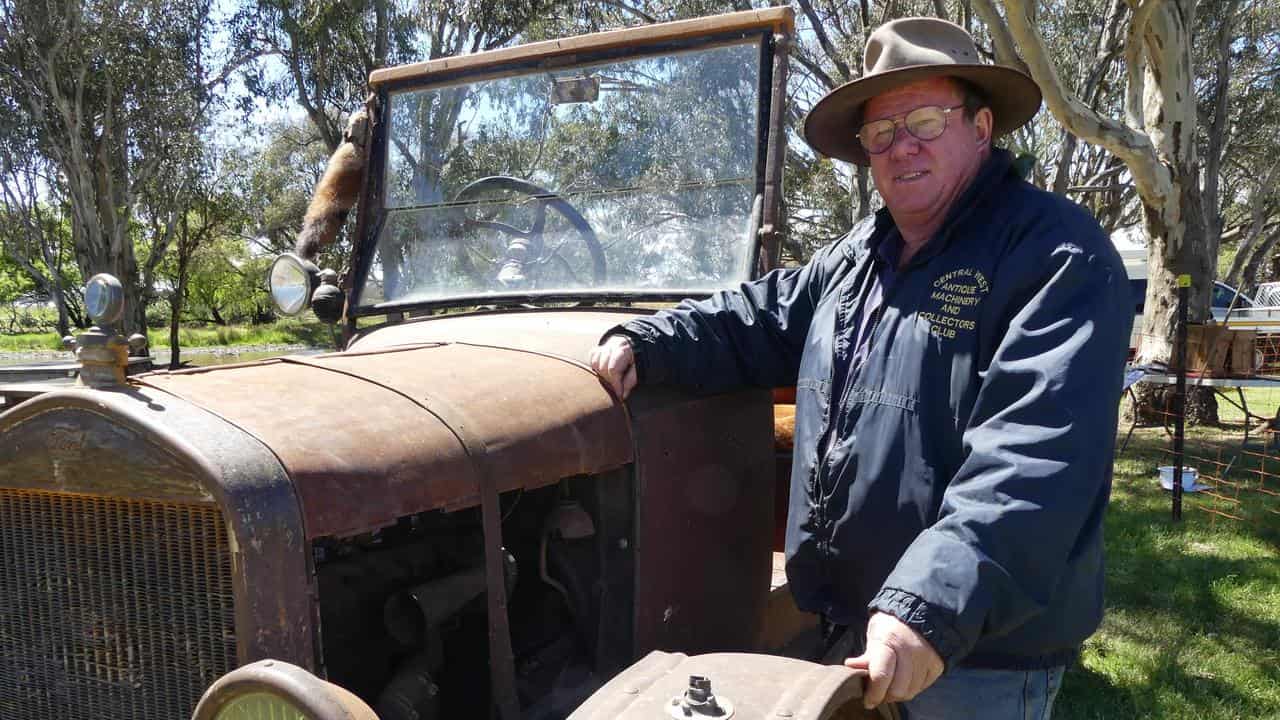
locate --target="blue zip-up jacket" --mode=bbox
[612,149,1132,670]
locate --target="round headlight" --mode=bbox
[204,691,310,719]
[84,273,125,326]
[192,659,377,720]
[269,253,318,316]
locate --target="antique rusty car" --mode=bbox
[0,8,839,720]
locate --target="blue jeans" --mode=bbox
[899,665,1066,720]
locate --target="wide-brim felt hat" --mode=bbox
[803,17,1042,165]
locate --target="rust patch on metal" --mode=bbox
[627,388,775,656]
[139,326,633,538]
[0,395,211,504]
[569,650,891,720]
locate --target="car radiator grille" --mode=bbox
[0,489,237,720]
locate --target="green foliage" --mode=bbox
[0,0,218,336]
[230,0,412,148]
[0,318,330,351]
[0,256,35,304]
[785,154,856,261]
[159,317,332,348]
[145,297,172,329]
[179,238,275,325]
[225,119,329,251]
[0,255,63,338]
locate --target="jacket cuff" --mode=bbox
[600,324,662,386]
[869,587,968,668]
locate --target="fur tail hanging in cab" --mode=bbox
[295,106,370,261]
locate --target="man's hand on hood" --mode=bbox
[847,611,944,709]
[590,335,638,400]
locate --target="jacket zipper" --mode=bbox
[810,232,936,582]
[814,230,947,501]
[818,257,901,497]
[815,258,874,492]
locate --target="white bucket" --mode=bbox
[1157,466,1205,492]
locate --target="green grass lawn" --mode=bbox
[1056,423,1280,720]
[0,318,333,352]
[157,318,334,349]
[0,331,66,351]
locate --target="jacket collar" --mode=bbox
[849,148,1018,267]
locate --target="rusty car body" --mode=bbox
[0,8,805,720]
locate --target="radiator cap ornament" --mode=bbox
[64,273,146,388]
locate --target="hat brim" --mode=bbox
[802,64,1043,165]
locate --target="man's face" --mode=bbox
[861,77,992,229]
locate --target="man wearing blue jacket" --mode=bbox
[591,17,1131,720]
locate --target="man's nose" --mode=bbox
[888,123,920,159]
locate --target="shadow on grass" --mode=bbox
[1056,663,1138,720]
[1060,626,1278,719]
[1055,429,1280,719]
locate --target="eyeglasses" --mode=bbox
[857,105,964,155]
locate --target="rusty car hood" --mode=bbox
[135,310,641,538]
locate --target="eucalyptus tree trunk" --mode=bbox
[975,0,1216,423]
[1124,1,1208,357]
[854,166,873,222]
[169,214,191,370]
[1115,1,1219,423]
[65,157,146,337]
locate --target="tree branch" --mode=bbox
[972,0,1169,210]
[1123,0,1161,130]
[1225,159,1280,285]
[594,0,656,24]
[970,0,1029,73]
[1202,0,1243,242]
[796,0,853,83]
[792,49,837,90]
[1067,183,1132,194]
[877,0,899,28]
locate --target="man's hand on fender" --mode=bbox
[589,335,638,400]
[846,611,944,709]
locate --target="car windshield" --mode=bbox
[357,38,764,310]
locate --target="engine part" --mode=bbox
[384,551,518,647]
[548,498,596,540]
[376,652,441,720]
[540,528,573,614]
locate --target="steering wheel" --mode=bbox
[451,176,606,289]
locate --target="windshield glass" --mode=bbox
[358,38,763,309]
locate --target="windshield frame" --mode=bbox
[346,12,791,318]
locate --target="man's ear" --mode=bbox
[975,107,994,147]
